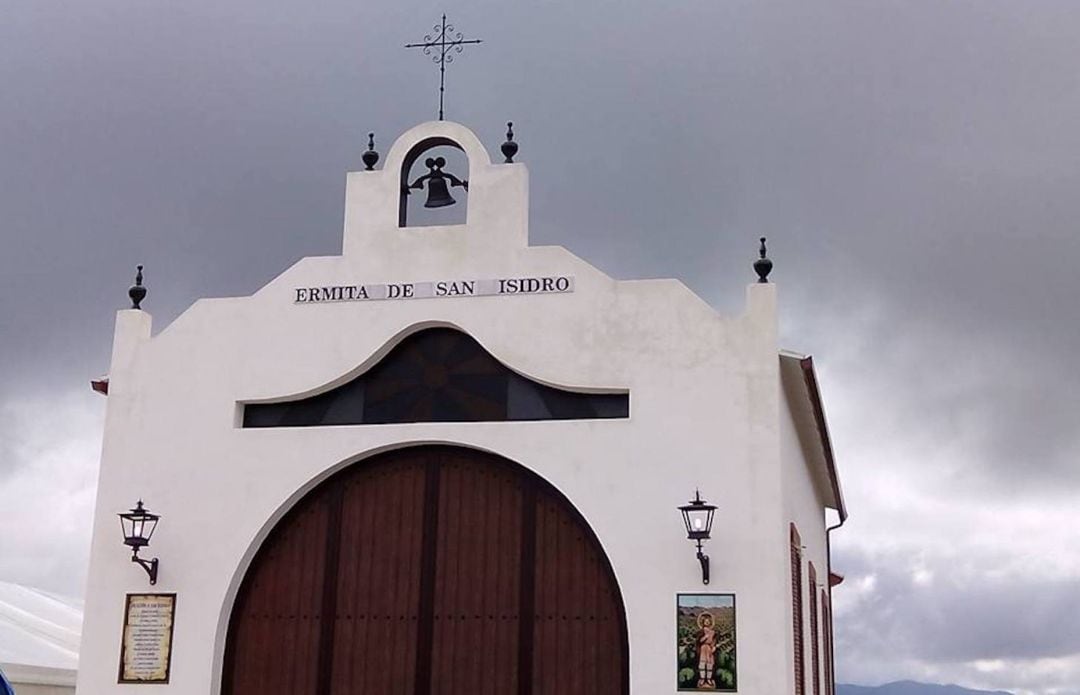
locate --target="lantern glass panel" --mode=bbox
[140,515,159,542]
[685,508,712,540]
[679,494,717,542]
[119,504,159,548]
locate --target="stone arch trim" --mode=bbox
[220,444,630,695]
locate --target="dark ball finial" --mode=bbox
[128,264,147,309]
[501,121,518,163]
[753,237,773,283]
[362,132,380,171]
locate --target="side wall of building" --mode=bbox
[780,390,831,695]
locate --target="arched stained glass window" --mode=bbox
[242,327,629,428]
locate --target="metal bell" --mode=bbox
[424,176,456,208]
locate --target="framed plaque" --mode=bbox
[677,593,737,692]
[118,593,176,684]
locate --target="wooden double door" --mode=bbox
[222,445,629,695]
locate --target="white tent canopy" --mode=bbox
[0,581,81,692]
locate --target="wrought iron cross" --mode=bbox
[405,14,482,121]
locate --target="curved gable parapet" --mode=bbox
[242,327,629,427]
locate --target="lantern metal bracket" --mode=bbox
[696,541,710,585]
[131,548,159,585]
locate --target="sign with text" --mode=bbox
[293,275,574,304]
[118,593,176,684]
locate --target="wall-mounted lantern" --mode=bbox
[679,490,716,585]
[118,500,160,585]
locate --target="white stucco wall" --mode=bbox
[77,121,834,695]
[781,384,833,695]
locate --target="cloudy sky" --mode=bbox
[1,1,1078,693]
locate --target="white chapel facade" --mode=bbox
[78,120,846,695]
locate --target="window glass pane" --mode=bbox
[243,328,628,427]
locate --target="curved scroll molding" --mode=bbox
[242,327,629,427]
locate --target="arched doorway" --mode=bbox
[221,445,629,695]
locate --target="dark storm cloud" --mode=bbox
[836,547,1080,663]
[805,308,1080,495]
[833,543,1080,693]
[2,1,1079,691]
